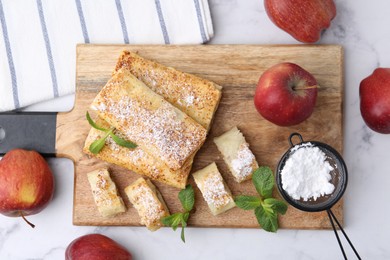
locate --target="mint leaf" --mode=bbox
[264,198,288,215]
[182,212,190,222]
[178,185,195,212]
[234,166,287,232]
[109,132,137,149]
[89,131,111,154]
[255,205,278,233]
[86,111,108,131]
[234,195,261,210]
[181,216,187,243]
[161,213,183,231]
[252,166,274,199]
[163,185,195,243]
[86,111,137,154]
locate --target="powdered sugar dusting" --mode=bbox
[92,171,116,207]
[117,51,222,130]
[185,95,195,105]
[231,143,256,182]
[281,144,335,201]
[85,126,182,182]
[177,93,197,107]
[104,134,161,178]
[203,172,233,209]
[132,184,166,228]
[94,77,206,170]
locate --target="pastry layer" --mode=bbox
[125,178,170,231]
[193,162,235,216]
[87,168,126,217]
[115,50,222,130]
[83,117,192,189]
[214,127,258,183]
[91,68,207,170]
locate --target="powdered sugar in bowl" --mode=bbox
[276,133,348,212]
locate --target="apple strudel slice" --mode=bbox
[87,168,126,217]
[214,127,258,183]
[193,162,235,216]
[114,50,222,130]
[83,117,192,189]
[125,178,169,231]
[91,68,207,171]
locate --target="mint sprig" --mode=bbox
[86,111,137,154]
[252,166,274,199]
[235,166,287,232]
[162,184,194,243]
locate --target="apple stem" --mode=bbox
[20,211,35,228]
[293,85,320,90]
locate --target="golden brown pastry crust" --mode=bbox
[193,162,236,216]
[115,50,222,130]
[91,68,207,171]
[125,178,170,231]
[83,118,192,189]
[87,168,126,217]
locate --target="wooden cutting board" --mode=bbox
[56,44,344,229]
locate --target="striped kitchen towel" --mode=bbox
[0,0,213,111]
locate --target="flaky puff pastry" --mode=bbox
[83,118,192,189]
[193,162,235,216]
[214,127,258,183]
[115,50,222,130]
[91,68,207,171]
[125,178,169,231]
[87,168,126,217]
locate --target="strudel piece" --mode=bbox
[83,117,192,189]
[193,162,235,216]
[214,127,258,183]
[87,168,126,217]
[125,178,170,231]
[91,68,207,171]
[115,50,222,130]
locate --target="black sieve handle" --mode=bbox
[288,132,304,147]
[327,209,361,260]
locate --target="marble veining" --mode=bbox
[1,0,390,259]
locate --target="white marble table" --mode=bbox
[1,0,390,259]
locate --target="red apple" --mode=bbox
[0,149,54,227]
[360,68,390,134]
[254,62,318,126]
[264,0,336,43]
[66,234,132,260]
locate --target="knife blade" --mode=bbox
[0,112,57,156]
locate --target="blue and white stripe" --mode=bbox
[36,0,59,98]
[0,0,20,109]
[0,0,213,112]
[155,0,170,44]
[115,0,130,44]
[193,0,208,43]
[75,0,90,43]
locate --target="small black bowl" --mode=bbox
[276,133,348,212]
